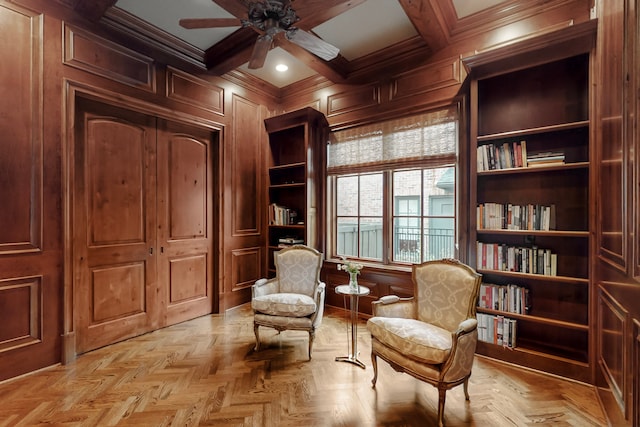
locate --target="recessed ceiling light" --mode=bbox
[275,63,289,72]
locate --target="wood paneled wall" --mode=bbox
[592,0,640,425]
[3,3,639,426]
[0,0,276,380]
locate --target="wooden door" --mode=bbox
[156,119,214,325]
[74,98,159,353]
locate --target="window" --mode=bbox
[328,107,458,265]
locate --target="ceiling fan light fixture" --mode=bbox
[180,0,339,69]
[275,63,289,72]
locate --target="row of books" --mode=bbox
[526,151,565,167]
[477,203,556,231]
[477,313,517,348]
[268,203,299,226]
[478,283,530,315]
[477,140,528,171]
[277,237,304,247]
[477,140,566,171]
[476,242,558,276]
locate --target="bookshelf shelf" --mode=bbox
[269,183,305,189]
[269,162,306,170]
[264,108,329,277]
[476,229,588,237]
[476,341,590,376]
[477,120,589,142]
[477,269,589,285]
[268,224,305,229]
[476,307,588,331]
[465,22,595,382]
[477,161,589,176]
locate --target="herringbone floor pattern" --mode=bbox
[0,305,607,426]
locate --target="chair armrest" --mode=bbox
[314,281,326,301]
[456,318,478,336]
[311,281,326,328]
[252,278,279,298]
[371,296,415,318]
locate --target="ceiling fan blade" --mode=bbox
[248,34,273,69]
[286,29,339,61]
[179,18,242,29]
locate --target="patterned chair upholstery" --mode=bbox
[252,245,325,359]
[366,258,482,427]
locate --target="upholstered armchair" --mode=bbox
[251,245,325,359]
[366,258,482,427]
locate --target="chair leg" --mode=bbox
[437,387,447,427]
[253,322,261,351]
[308,329,315,360]
[463,376,470,401]
[371,352,378,387]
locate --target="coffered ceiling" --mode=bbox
[69,0,553,89]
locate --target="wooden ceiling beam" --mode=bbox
[206,28,257,75]
[277,37,347,83]
[398,0,449,52]
[295,0,368,28]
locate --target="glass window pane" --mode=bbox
[393,170,422,215]
[423,167,455,216]
[393,218,421,263]
[359,217,383,260]
[337,175,358,216]
[359,174,383,216]
[423,217,455,261]
[336,217,358,257]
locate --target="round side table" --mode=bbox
[335,284,370,369]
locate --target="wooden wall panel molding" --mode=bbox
[0,4,42,255]
[231,247,262,290]
[595,0,627,275]
[230,94,262,236]
[0,276,42,352]
[390,56,462,102]
[63,23,156,92]
[168,255,207,304]
[327,85,381,117]
[91,264,145,323]
[597,285,629,415]
[166,67,224,116]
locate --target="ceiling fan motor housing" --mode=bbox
[244,0,300,33]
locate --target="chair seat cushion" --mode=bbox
[367,317,452,364]
[252,293,317,317]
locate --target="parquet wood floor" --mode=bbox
[0,305,607,426]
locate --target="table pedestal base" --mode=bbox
[335,355,366,369]
[334,284,370,370]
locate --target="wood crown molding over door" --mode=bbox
[72,97,215,355]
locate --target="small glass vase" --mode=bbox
[348,271,359,292]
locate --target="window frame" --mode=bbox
[325,105,461,267]
[329,164,457,266]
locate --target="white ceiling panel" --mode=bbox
[312,0,417,61]
[116,0,240,50]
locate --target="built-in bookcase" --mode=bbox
[264,107,329,277]
[464,21,596,383]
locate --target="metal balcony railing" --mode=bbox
[337,224,454,263]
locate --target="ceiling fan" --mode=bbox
[179,0,340,69]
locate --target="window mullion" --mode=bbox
[383,170,392,264]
